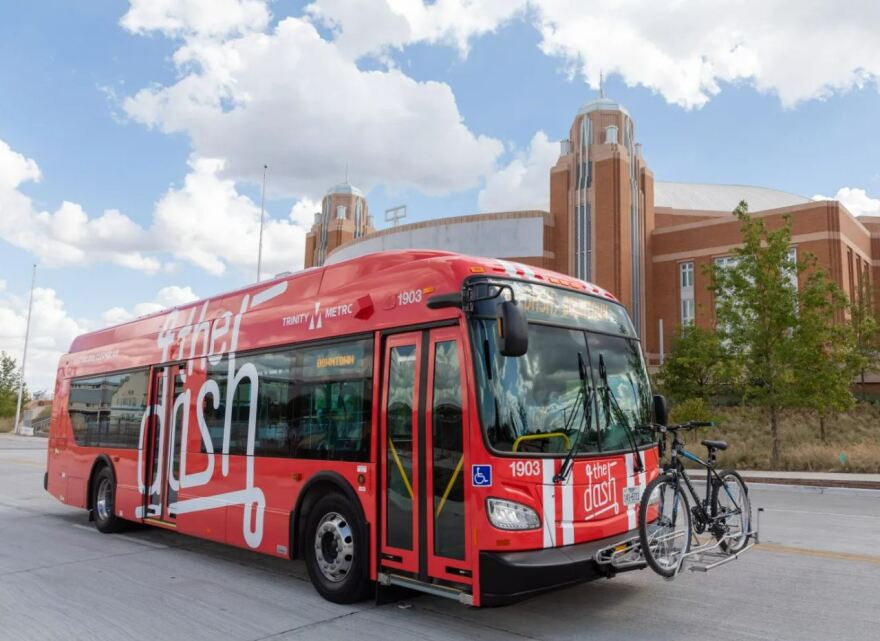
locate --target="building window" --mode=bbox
[336,205,347,220]
[604,125,618,144]
[714,256,738,271]
[847,247,856,302]
[679,261,695,325]
[680,261,694,289]
[681,299,695,326]
[786,247,798,291]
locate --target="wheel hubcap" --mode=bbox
[96,478,112,521]
[314,512,354,583]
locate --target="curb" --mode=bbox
[741,476,880,491]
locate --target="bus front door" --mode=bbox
[380,328,473,594]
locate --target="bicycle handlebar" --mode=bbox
[643,420,715,433]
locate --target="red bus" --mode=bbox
[45,250,662,606]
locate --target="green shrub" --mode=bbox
[669,398,718,426]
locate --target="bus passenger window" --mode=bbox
[290,338,373,462]
[251,349,295,457]
[197,338,372,460]
[68,370,148,449]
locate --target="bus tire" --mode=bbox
[92,466,125,534]
[304,493,370,603]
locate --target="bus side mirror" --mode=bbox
[497,300,528,357]
[653,394,668,426]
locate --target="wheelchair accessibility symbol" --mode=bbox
[472,465,492,487]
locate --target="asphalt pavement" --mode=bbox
[1,434,878,641]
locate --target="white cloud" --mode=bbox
[121,0,270,37]
[102,285,200,325]
[121,14,504,198]
[813,187,880,218]
[152,157,308,277]
[0,138,41,189]
[0,287,91,393]
[530,0,880,109]
[0,137,313,278]
[289,197,321,228]
[478,131,557,212]
[305,0,527,59]
[0,139,162,272]
[306,1,880,110]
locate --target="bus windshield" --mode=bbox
[468,280,653,456]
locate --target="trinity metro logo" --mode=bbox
[281,301,354,331]
[308,302,322,330]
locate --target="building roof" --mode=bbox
[654,181,810,213]
[325,181,364,197]
[577,96,631,118]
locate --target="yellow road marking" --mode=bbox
[755,543,880,565]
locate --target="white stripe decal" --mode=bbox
[625,453,636,530]
[637,467,646,528]
[542,460,556,548]
[561,467,574,545]
[252,281,288,307]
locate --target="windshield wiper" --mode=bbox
[554,352,594,483]
[598,354,644,473]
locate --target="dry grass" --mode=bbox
[0,417,13,433]
[676,403,880,473]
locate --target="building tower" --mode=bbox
[549,95,654,337]
[305,181,374,267]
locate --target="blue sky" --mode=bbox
[1,0,879,390]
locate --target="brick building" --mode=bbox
[304,96,880,364]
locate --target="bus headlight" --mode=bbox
[486,498,541,530]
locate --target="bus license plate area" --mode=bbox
[623,486,642,506]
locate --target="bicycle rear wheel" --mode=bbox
[711,470,751,553]
[638,474,692,578]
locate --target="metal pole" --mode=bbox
[256,163,268,281]
[14,264,36,435]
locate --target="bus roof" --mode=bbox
[61,250,619,375]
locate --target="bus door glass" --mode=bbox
[380,328,471,586]
[143,364,183,524]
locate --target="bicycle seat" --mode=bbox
[701,439,728,451]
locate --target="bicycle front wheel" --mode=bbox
[711,469,751,553]
[638,474,692,578]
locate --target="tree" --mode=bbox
[850,272,880,396]
[707,202,854,467]
[657,324,727,402]
[792,258,857,442]
[0,352,28,418]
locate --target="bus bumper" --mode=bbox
[479,528,644,606]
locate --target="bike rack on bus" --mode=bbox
[594,534,645,571]
[595,507,763,578]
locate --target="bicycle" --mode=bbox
[637,420,752,578]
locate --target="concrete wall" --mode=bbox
[325,212,548,265]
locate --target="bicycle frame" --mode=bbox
[664,433,740,527]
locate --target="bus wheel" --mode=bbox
[92,467,125,534]
[304,493,370,603]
